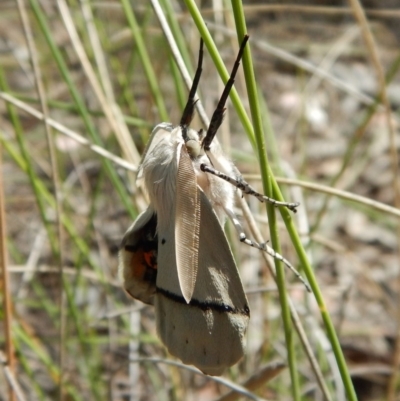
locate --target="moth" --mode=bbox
[119,35,300,376]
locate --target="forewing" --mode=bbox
[175,145,200,303]
[119,207,158,305]
[137,122,174,184]
[155,189,249,375]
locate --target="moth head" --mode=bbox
[184,128,202,158]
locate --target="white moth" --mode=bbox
[119,35,300,376]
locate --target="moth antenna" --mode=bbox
[200,163,300,213]
[224,206,311,292]
[198,128,205,141]
[180,38,204,140]
[202,34,249,151]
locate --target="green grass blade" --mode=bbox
[28,0,136,219]
[120,0,169,121]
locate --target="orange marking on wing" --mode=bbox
[144,251,157,271]
[127,248,157,281]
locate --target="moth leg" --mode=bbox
[223,206,311,292]
[200,163,300,213]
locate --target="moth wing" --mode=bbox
[119,207,158,305]
[137,123,174,185]
[175,145,200,303]
[155,189,249,376]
